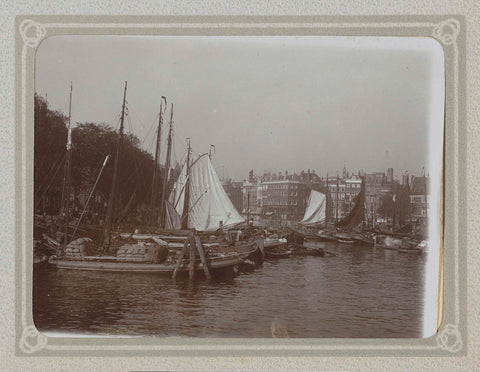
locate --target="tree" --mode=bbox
[34,95,158,225]
[34,94,68,214]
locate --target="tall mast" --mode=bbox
[181,137,192,230]
[247,191,250,225]
[159,103,174,227]
[325,172,329,226]
[62,82,73,247]
[392,182,396,232]
[103,81,127,251]
[336,172,339,223]
[423,167,428,223]
[149,96,166,226]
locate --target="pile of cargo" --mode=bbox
[64,237,94,259]
[116,243,169,264]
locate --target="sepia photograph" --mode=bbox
[32,35,445,339]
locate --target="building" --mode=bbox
[241,179,263,224]
[261,180,309,226]
[409,176,430,220]
[344,175,363,213]
[326,174,362,222]
[364,171,394,224]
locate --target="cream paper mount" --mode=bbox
[15,15,466,356]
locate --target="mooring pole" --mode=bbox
[188,229,196,280]
[181,138,192,230]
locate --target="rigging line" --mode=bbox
[35,150,66,195]
[179,189,209,224]
[144,121,158,156]
[34,152,68,210]
[108,109,123,132]
[70,155,111,242]
[126,99,151,134]
[127,141,150,196]
[140,115,159,152]
[34,152,66,202]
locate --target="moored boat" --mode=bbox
[264,247,292,259]
[397,237,422,254]
[334,233,356,244]
[46,84,255,280]
[373,235,402,250]
[49,246,248,276]
[264,237,287,249]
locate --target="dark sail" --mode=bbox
[335,178,365,230]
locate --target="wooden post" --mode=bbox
[172,233,190,279]
[181,138,192,230]
[195,235,211,279]
[188,229,196,280]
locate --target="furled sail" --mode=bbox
[335,178,365,230]
[167,154,245,231]
[300,190,326,226]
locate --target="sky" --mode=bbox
[35,35,445,181]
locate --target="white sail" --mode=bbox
[167,154,245,231]
[300,190,326,225]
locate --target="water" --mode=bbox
[33,241,426,338]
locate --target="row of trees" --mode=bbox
[34,94,162,224]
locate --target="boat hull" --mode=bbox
[264,249,292,259]
[398,248,422,254]
[374,244,399,251]
[50,254,245,275]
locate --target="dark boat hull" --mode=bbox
[264,249,292,259]
[49,253,245,276]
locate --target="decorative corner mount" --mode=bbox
[432,18,461,46]
[19,19,47,49]
[19,325,48,354]
[436,323,463,353]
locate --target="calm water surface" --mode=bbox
[33,241,426,338]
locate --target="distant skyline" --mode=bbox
[35,36,444,181]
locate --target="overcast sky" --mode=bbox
[35,35,444,181]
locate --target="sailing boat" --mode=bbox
[299,190,326,226]
[162,140,262,260]
[289,189,336,243]
[333,177,373,245]
[165,152,244,231]
[49,84,251,277]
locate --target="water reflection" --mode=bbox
[34,241,426,338]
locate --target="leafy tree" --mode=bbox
[34,94,159,225]
[34,94,68,214]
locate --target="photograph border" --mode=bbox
[15,15,466,357]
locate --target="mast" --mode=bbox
[423,167,428,226]
[392,182,396,232]
[209,144,215,159]
[326,172,329,226]
[103,81,127,251]
[62,82,73,247]
[159,103,174,227]
[149,96,166,226]
[247,191,250,225]
[336,172,339,223]
[181,137,192,229]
